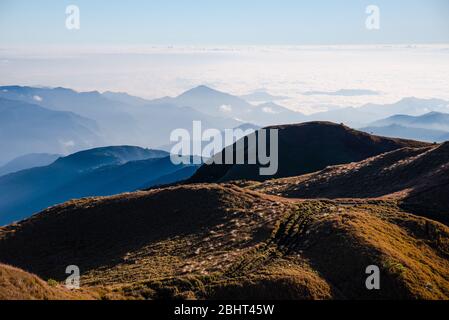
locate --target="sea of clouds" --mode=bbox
[1,44,449,114]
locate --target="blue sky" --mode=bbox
[1,0,448,45]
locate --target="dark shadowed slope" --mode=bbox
[0,185,448,299]
[189,122,429,183]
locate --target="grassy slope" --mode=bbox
[0,264,99,300]
[0,128,447,300]
[1,185,448,300]
[253,142,449,223]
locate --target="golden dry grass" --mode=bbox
[252,143,449,224]
[299,206,449,299]
[0,185,448,300]
[0,264,98,300]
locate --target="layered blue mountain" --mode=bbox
[360,112,449,142]
[0,86,135,119]
[309,98,449,128]
[361,124,448,143]
[368,112,449,131]
[0,153,61,177]
[149,85,306,126]
[3,85,449,165]
[0,86,242,153]
[0,146,198,225]
[358,98,449,119]
[0,86,148,147]
[0,98,103,164]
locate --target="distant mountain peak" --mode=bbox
[192,84,216,91]
[178,85,225,97]
[194,84,211,89]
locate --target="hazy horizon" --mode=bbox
[1,44,449,114]
[2,1,449,113]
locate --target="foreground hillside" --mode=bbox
[1,184,448,300]
[1,123,448,300]
[0,264,99,300]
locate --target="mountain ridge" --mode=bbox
[253,142,449,223]
[189,121,429,183]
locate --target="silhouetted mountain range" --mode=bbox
[0,86,243,158]
[2,85,449,165]
[148,85,306,126]
[361,124,448,143]
[0,98,103,164]
[309,98,449,128]
[369,111,449,131]
[0,146,197,225]
[359,97,449,118]
[360,112,449,142]
[0,153,61,177]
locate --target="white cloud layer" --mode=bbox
[219,104,233,113]
[1,45,449,114]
